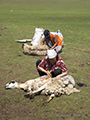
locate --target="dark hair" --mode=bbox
[44,30,50,37]
[47,54,58,63]
[56,54,58,61]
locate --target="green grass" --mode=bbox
[0,0,90,119]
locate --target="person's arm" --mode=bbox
[50,35,58,49]
[38,66,51,76]
[55,58,68,79]
[41,37,46,45]
[55,72,68,79]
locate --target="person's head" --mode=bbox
[44,30,50,38]
[47,49,57,65]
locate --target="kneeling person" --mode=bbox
[36,49,68,79]
[41,30,64,53]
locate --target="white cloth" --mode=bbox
[31,28,63,46]
[31,28,44,46]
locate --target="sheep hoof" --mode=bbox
[22,44,24,48]
[29,93,35,99]
[24,93,30,98]
[24,93,35,99]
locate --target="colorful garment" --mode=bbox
[38,56,68,74]
[50,33,63,46]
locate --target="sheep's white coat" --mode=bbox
[5,75,80,103]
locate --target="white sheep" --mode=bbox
[5,75,80,103]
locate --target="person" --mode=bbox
[36,49,68,79]
[41,30,64,53]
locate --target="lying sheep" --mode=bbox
[22,43,49,55]
[22,36,49,56]
[5,75,80,103]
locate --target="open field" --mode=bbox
[0,0,90,119]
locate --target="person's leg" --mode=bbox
[36,60,41,68]
[54,46,62,53]
[36,60,46,76]
[51,68,62,77]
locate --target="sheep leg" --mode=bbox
[24,85,45,98]
[24,79,51,98]
[67,88,80,95]
[42,94,55,105]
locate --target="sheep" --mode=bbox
[22,43,48,55]
[5,75,80,103]
[22,35,49,56]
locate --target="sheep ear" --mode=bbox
[9,80,15,84]
[12,81,15,83]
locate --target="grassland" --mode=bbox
[0,0,90,119]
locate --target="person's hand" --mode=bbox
[41,41,44,45]
[50,48,53,50]
[46,71,52,77]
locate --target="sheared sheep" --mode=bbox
[5,75,80,103]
